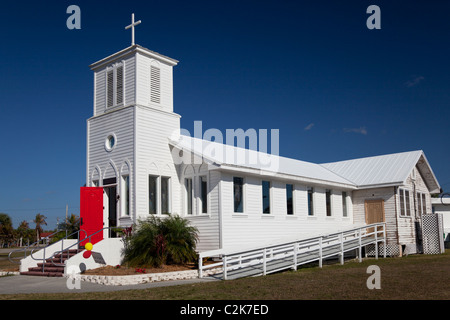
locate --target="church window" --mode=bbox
[308,187,314,216]
[326,189,332,217]
[105,134,116,152]
[342,192,348,217]
[200,176,208,214]
[399,189,411,217]
[262,181,271,214]
[161,177,170,215]
[185,178,193,215]
[122,175,130,216]
[233,177,244,213]
[286,184,294,215]
[149,175,158,215]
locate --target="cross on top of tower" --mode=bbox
[125,13,142,46]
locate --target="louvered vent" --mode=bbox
[107,70,114,108]
[116,66,124,105]
[150,66,161,104]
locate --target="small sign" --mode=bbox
[91,252,106,265]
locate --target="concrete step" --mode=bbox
[20,271,64,277]
[29,266,65,273]
[20,248,84,277]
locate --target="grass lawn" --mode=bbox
[1,250,450,300]
[0,250,22,272]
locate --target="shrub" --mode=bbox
[122,215,198,268]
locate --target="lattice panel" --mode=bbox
[421,214,444,255]
[366,243,400,257]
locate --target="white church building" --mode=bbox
[85,22,441,257]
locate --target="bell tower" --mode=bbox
[86,14,181,229]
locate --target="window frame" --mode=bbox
[148,175,158,215]
[421,193,427,215]
[286,184,294,215]
[307,187,315,216]
[104,133,117,152]
[185,177,194,215]
[417,192,427,216]
[160,176,171,215]
[121,174,130,216]
[325,189,332,217]
[233,177,244,213]
[342,191,348,217]
[262,180,271,214]
[200,175,208,215]
[399,188,412,217]
[106,62,125,109]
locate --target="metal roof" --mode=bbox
[170,136,356,188]
[170,136,440,192]
[320,150,439,189]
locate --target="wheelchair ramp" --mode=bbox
[199,223,386,281]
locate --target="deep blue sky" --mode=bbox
[1,1,450,229]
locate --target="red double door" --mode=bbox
[80,187,104,246]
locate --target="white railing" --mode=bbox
[198,223,386,280]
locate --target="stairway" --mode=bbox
[20,249,83,277]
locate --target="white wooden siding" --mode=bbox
[408,166,432,215]
[184,169,221,252]
[398,166,433,243]
[134,105,180,223]
[124,55,136,106]
[93,55,136,116]
[219,173,354,250]
[352,187,398,244]
[136,52,174,113]
[352,165,434,247]
[87,106,135,225]
[94,70,105,115]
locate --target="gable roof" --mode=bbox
[170,135,356,189]
[320,150,441,193]
[170,136,440,193]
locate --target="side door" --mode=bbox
[365,199,385,236]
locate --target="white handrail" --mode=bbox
[198,222,387,279]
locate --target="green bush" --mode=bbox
[122,215,198,268]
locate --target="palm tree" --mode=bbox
[33,213,47,243]
[0,213,14,247]
[160,215,199,265]
[17,220,31,247]
[57,214,80,239]
[122,215,198,268]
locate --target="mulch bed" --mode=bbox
[82,264,197,276]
